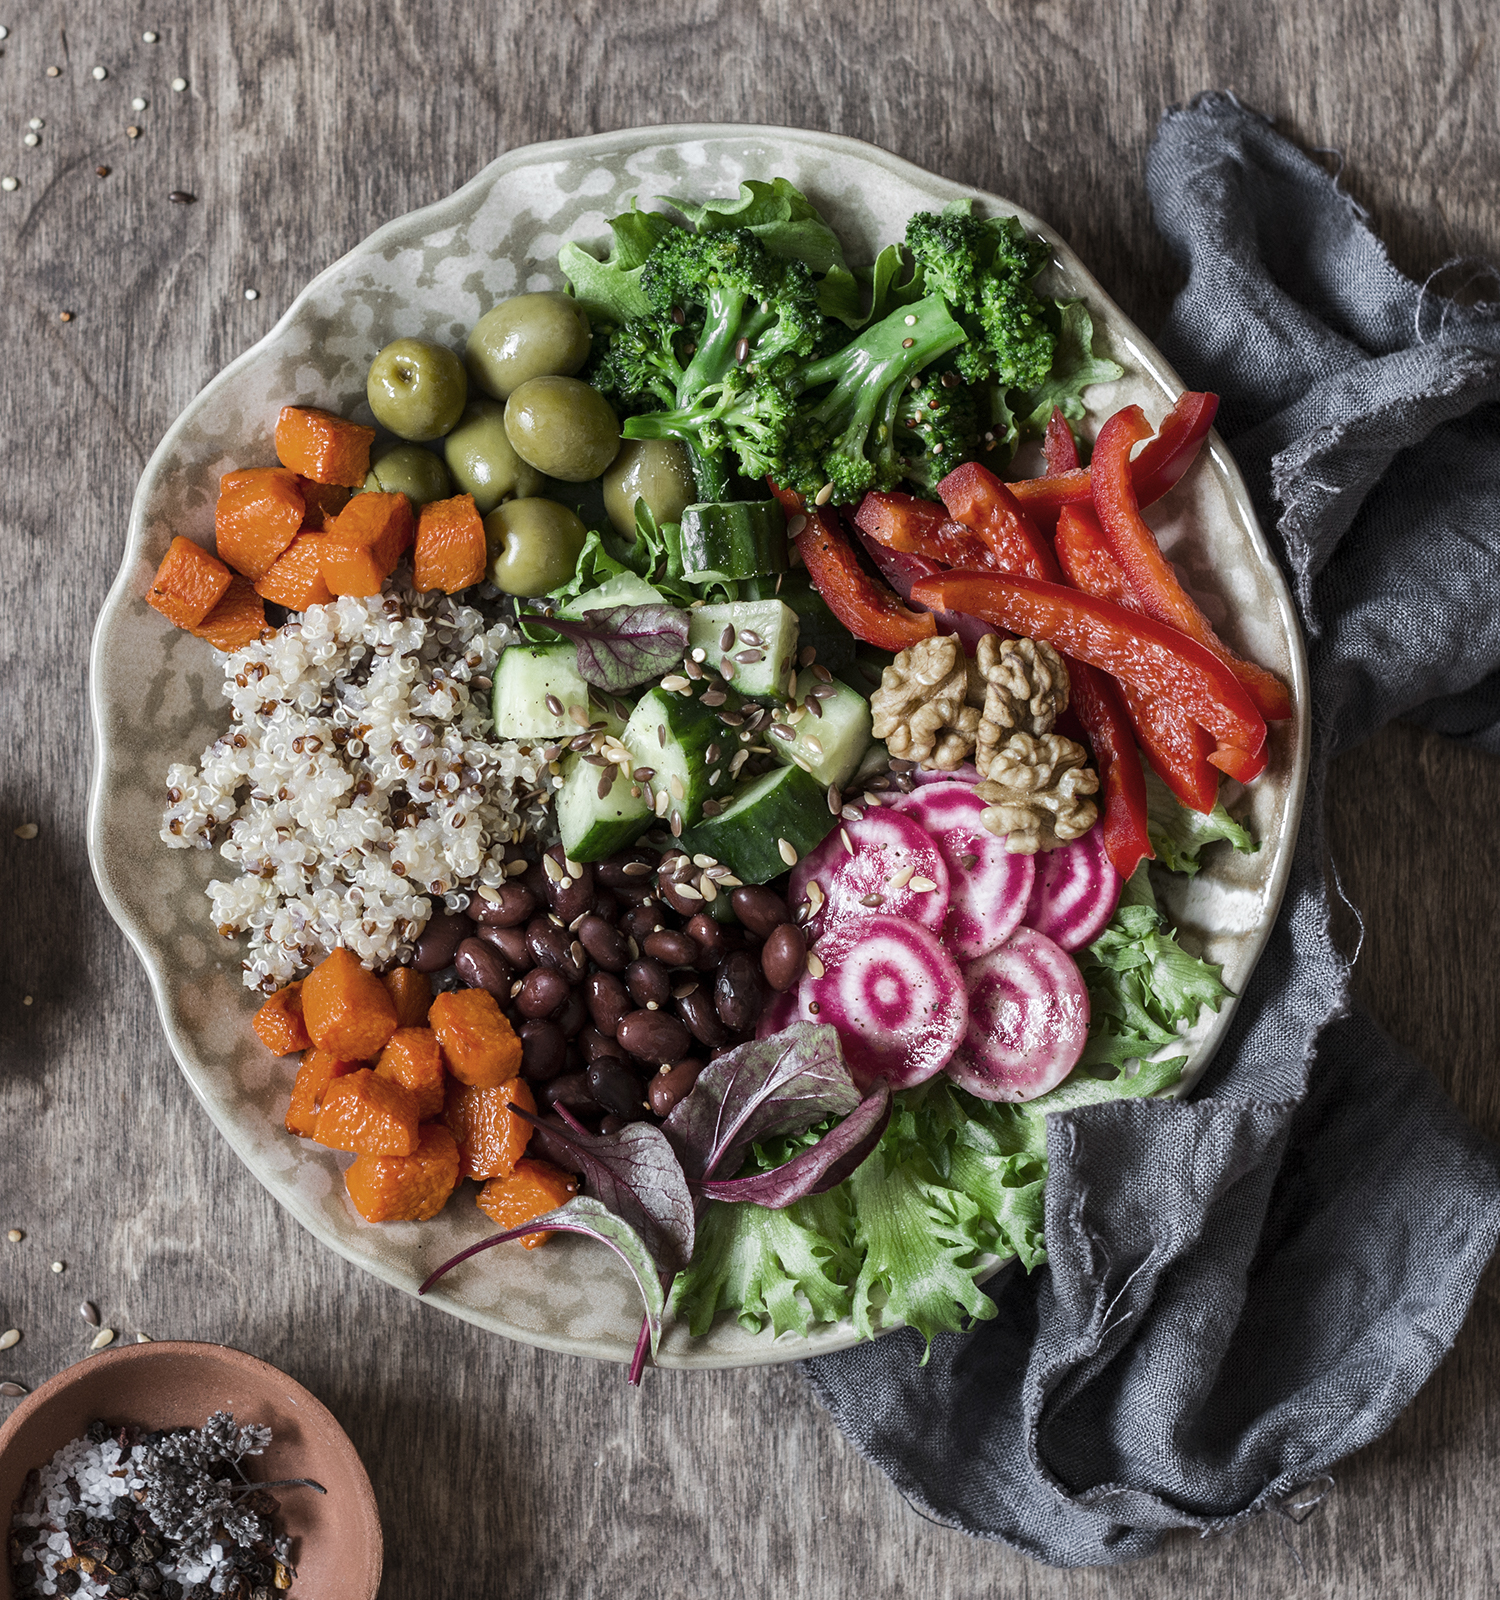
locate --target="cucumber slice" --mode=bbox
[687,600,799,700]
[678,500,787,583]
[622,687,727,831]
[680,764,837,885]
[742,570,856,674]
[850,738,892,788]
[556,753,651,861]
[768,671,873,789]
[493,643,592,741]
[557,570,665,617]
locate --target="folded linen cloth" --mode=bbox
[800,91,1500,1566]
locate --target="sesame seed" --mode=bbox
[904,314,917,326]
[45,66,59,77]
[50,1260,64,1273]
[909,876,937,893]
[5,1230,21,1243]
[143,30,159,42]
[27,118,41,130]
[813,483,834,506]
[90,1328,115,1350]
[92,65,108,80]
[806,952,826,979]
[137,1332,152,1342]
[22,133,38,148]
[244,287,259,301]
[171,76,188,91]
[0,27,7,39]
[888,864,915,893]
[777,838,798,866]
[58,311,71,322]
[840,828,854,855]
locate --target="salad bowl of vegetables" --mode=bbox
[88,125,1308,1370]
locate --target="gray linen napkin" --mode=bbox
[799,92,1500,1566]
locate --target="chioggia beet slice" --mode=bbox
[889,781,1036,961]
[789,806,950,940]
[1021,821,1123,952]
[944,927,1090,1102]
[797,914,968,1090]
[909,760,982,786]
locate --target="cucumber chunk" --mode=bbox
[493,643,591,741]
[556,753,651,861]
[742,570,856,674]
[557,570,665,617]
[687,600,799,700]
[680,764,837,886]
[838,643,895,697]
[622,687,727,831]
[678,500,787,583]
[768,670,873,789]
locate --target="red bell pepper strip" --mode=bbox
[857,535,997,656]
[1092,407,1293,723]
[1043,407,1081,474]
[853,491,997,571]
[1056,505,1220,812]
[767,481,938,653]
[937,462,1057,579]
[909,572,1268,771]
[1067,656,1154,879]
[1008,390,1221,522]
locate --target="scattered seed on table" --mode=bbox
[58,311,71,322]
[80,1301,99,1326]
[27,117,41,130]
[137,1332,152,1342]
[131,96,147,110]
[45,65,59,77]
[22,132,37,147]
[0,27,8,39]
[0,1331,18,1350]
[6,1230,21,1243]
[96,166,110,178]
[170,76,187,91]
[50,1260,64,1273]
[0,1382,27,1397]
[126,125,141,138]
[0,178,16,192]
[92,65,108,80]
[22,996,32,1005]
[90,1328,115,1350]
[143,30,159,42]
[168,190,194,204]
[244,287,259,300]
[13,822,37,839]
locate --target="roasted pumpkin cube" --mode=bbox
[146,536,233,629]
[301,946,398,1060]
[476,1157,579,1247]
[443,1076,536,1181]
[375,1026,446,1121]
[285,1047,361,1138]
[253,981,311,1056]
[214,467,305,580]
[428,987,522,1088]
[345,1124,461,1223]
[313,1069,419,1156]
[381,966,433,1030]
[275,406,376,489]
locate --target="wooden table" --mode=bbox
[3,3,1497,1593]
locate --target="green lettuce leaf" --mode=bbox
[558,201,680,326]
[1013,299,1122,434]
[1143,764,1258,875]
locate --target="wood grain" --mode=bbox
[2,2,1498,1594]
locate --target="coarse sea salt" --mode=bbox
[162,584,550,989]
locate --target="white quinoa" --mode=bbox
[162,583,550,990]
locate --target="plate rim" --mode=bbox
[86,121,1311,1370]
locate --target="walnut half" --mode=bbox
[871,634,980,770]
[977,731,1100,853]
[973,634,1071,777]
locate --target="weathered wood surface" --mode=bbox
[3,2,1498,1594]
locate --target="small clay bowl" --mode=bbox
[0,1342,381,1599]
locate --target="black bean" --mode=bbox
[598,1113,628,1136]
[730,885,792,937]
[516,967,571,1019]
[554,989,589,1038]
[537,1072,599,1114]
[585,971,631,1036]
[412,910,468,972]
[676,985,734,1048]
[715,950,765,1032]
[518,856,551,903]
[475,922,532,971]
[619,902,664,942]
[761,922,808,992]
[466,881,536,926]
[643,929,699,968]
[658,872,705,917]
[579,1025,627,1062]
[684,913,727,970]
[591,886,620,921]
[454,937,512,999]
[587,1057,647,1118]
[577,914,628,972]
[616,1008,692,1065]
[526,916,583,982]
[648,1057,704,1118]
[518,1020,568,1083]
[625,957,671,1010]
[596,848,660,890]
[545,844,595,922]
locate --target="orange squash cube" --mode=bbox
[375,1026,446,1121]
[215,467,305,580]
[443,1076,536,1181]
[188,575,274,652]
[313,1068,419,1156]
[297,478,355,531]
[428,988,522,1088]
[321,492,414,597]
[414,494,486,594]
[381,966,433,1030]
[476,1157,579,1247]
[284,1047,361,1138]
[301,946,399,1060]
[276,406,376,489]
[253,981,311,1056]
[255,533,334,611]
[146,536,233,629]
[345,1123,461,1223]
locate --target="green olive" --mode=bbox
[360,441,453,507]
[466,292,592,400]
[602,439,697,538]
[483,498,588,596]
[442,399,546,515]
[503,376,620,483]
[366,338,468,441]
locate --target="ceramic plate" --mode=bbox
[87,125,1310,1369]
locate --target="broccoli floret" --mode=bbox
[894,369,984,497]
[621,368,796,489]
[904,210,1055,391]
[588,314,687,413]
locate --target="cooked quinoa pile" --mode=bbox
[162,585,545,991]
